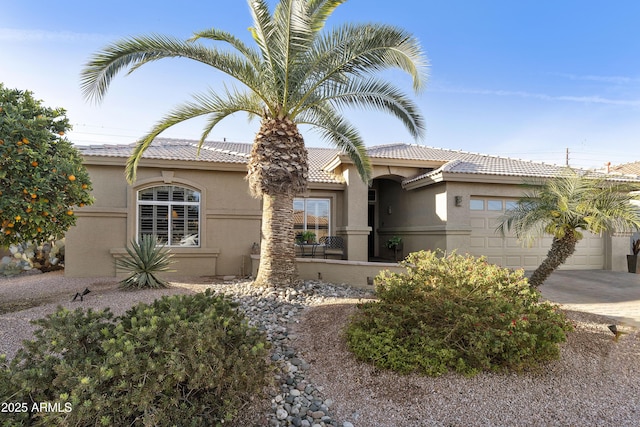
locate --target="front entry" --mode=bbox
[368,203,375,259]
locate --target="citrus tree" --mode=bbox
[0,83,94,246]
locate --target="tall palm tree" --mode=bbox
[497,169,640,287]
[81,0,427,287]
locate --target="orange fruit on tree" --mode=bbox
[16,140,22,146]
[22,137,29,144]
[68,175,76,181]
[31,193,37,199]
[14,215,21,221]
[67,210,74,216]
[31,161,38,167]
[58,131,64,136]
[82,183,88,189]
[37,227,42,233]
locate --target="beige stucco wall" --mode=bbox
[65,160,263,277]
[251,255,404,289]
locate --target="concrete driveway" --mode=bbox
[539,270,640,328]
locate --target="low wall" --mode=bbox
[250,255,405,289]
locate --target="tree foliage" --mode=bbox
[497,168,640,286]
[0,84,94,246]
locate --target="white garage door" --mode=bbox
[468,197,604,270]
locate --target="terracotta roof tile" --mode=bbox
[79,139,640,185]
[612,162,640,177]
[79,138,343,184]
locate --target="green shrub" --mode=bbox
[116,235,173,289]
[1,290,271,426]
[346,250,574,376]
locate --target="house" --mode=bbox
[611,161,640,177]
[65,138,638,280]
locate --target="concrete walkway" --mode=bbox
[539,270,640,328]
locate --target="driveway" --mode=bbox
[540,270,640,328]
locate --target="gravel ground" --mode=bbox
[1,271,639,427]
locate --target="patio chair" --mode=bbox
[319,236,345,259]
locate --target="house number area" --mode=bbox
[1,401,73,413]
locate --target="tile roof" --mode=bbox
[369,143,567,184]
[612,161,640,177]
[78,138,343,184]
[79,139,640,185]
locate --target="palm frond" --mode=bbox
[303,77,425,139]
[297,105,371,182]
[308,23,428,94]
[308,0,346,33]
[497,169,640,244]
[125,89,263,183]
[81,35,261,103]
[188,27,263,69]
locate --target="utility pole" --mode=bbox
[565,147,569,167]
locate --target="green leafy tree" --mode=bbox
[81,0,427,287]
[497,169,640,287]
[0,84,94,246]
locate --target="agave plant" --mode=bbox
[116,235,174,289]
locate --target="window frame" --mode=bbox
[136,185,201,247]
[293,197,331,240]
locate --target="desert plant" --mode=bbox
[346,250,574,377]
[1,291,271,426]
[116,235,173,289]
[632,238,640,255]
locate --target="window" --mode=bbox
[487,200,503,211]
[137,185,200,246]
[469,199,484,210]
[294,198,330,240]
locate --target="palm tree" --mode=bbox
[497,169,640,287]
[81,0,427,287]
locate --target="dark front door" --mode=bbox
[368,203,375,260]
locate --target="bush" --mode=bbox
[346,250,574,376]
[1,290,271,426]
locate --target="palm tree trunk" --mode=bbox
[254,192,299,287]
[248,117,308,287]
[529,233,578,287]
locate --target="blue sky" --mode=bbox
[2,1,639,169]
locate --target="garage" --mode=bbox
[468,197,605,270]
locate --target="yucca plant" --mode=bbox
[116,235,174,289]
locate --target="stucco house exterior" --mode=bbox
[65,138,638,279]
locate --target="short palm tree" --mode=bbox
[497,169,640,287]
[81,0,427,287]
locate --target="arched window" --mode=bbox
[137,185,200,247]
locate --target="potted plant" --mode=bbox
[386,235,403,261]
[298,231,316,244]
[627,238,640,274]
